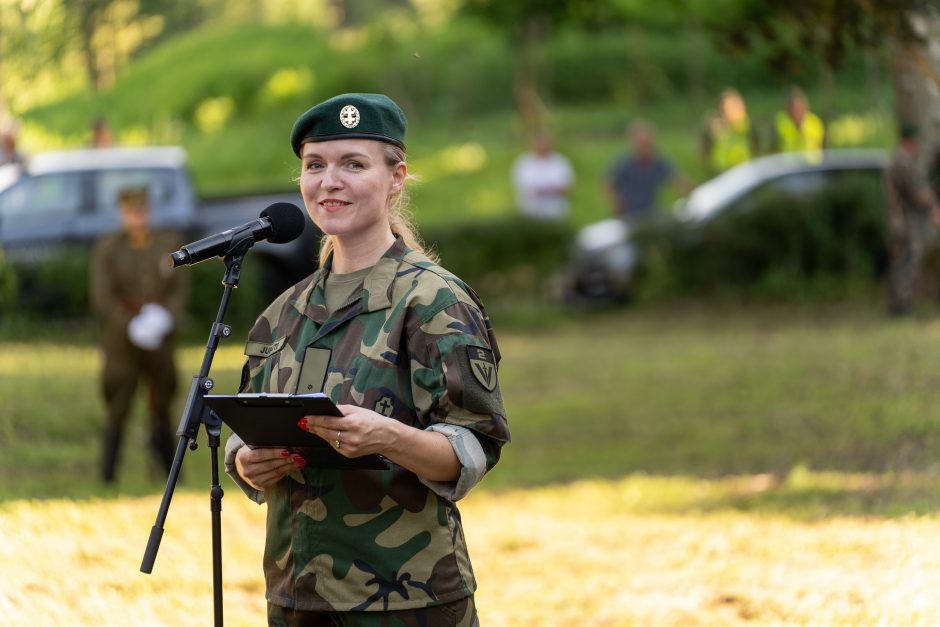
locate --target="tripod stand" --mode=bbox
[140,235,256,627]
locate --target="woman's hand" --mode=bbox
[300,405,461,482]
[299,404,393,459]
[235,445,305,491]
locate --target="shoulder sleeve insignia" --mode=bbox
[467,345,497,391]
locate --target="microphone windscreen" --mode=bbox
[260,202,306,244]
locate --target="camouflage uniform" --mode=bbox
[225,237,510,614]
[885,148,934,314]
[90,228,187,482]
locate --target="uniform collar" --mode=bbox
[293,236,409,322]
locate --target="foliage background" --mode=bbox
[0,0,906,323]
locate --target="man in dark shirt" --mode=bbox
[606,120,687,223]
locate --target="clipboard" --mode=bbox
[204,393,388,470]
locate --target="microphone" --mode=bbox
[168,202,306,267]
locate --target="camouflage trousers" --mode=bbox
[888,218,934,315]
[267,595,478,627]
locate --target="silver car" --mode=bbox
[563,149,889,304]
[0,146,195,263]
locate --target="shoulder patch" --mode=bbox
[244,336,287,358]
[467,345,497,391]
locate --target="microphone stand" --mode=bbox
[140,232,256,627]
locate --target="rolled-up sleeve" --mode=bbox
[419,423,488,501]
[409,298,510,499]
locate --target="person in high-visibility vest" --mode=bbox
[772,87,825,155]
[700,88,759,176]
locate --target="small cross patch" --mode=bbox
[375,396,394,416]
[340,105,360,128]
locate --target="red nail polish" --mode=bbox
[297,418,307,429]
[293,455,305,465]
[280,449,291,457]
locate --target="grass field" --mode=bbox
[5,477,940,626]
[3,301,940,624]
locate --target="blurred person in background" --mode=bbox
[771,87,825,156]
[91,117,113,147]
[700,88,759,176]
[606,119,689,224]
[90,187,187,483]
[510,129,575,220]
[225,93,509,626]
[884,123,940,316]
[0,247,16,312]
[0,122,25,166]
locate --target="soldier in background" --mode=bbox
[90,187,187,483]
[884,123,940,316]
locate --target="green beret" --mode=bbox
[290,93,407,157]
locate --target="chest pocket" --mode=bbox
[296,347,332,394]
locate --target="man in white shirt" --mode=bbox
[511,131,575,220]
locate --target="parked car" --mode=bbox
[562,149,889,304]
[675,148,888,223]
[0,146,320,305]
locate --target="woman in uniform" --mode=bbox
[224,93,509,626]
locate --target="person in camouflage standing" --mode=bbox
[91,187,187,483]
[885,123,940,316]
[224,93,510,626]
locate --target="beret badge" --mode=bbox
[340,105,360,129]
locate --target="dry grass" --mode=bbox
[3,477,939,626]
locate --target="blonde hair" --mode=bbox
[316,142,438,264]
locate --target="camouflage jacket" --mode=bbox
[885,147,931,234]
[229,237,510,612]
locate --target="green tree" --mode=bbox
[0,0,75,114]
[0,0,205,115]
[61,0,177,92]
[461,0,630,128]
